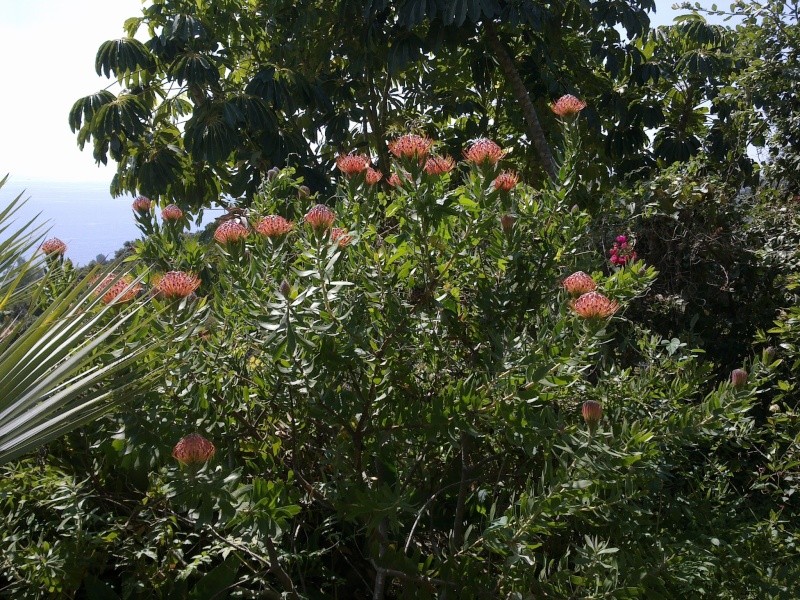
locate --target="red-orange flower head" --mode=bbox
[96,274,142,305]
[336,153,370,177]
[388,134,433,162]
[571,291,619,319]
[562,271,597,296]
[256,215,294,239]
[331,227,353,247]
[172,433,215,466]
[365,167,383,186]
[305,204,336,233]
[582,400,603,427]
[493,170,519,191]
[40,238,67,256]
[551,94,587,118]
[731,368,748,388]
[161,204,183,222]
[463,139,506,166]
[132,196,152,213]
[425,155,455,176]
[155,271,201,300]
[214,220,249,245]
[387,173,403,188]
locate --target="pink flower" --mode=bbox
[609,235,637,266]
[551,94,587,118]
[154,271,201,299]
[336,153,370,177]
[330,227,352,247]
[213,220,249,245]
[463,139,505,166]
[365,167,383,185]
[581,400,603,427]
[562,271,597,296]
[305,204,336,232]
[388,134,433,162]
[387,173,403,188]
[40,238,67,256]
[172,433,215,466]
[132,196,152,213]
[493,170,519,191]
[161,204,183,222]
[95,274,142,305]
[256,215,294,239]
[424,155,455,176]
[571,291,619,319]
[730,368,748,388]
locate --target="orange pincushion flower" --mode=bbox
[387,173,403,188]
[571,291,619,319]
[154,271,201,299]
[214,220,249,245]
[305,204,336,232]
[425,155,455,176]
[365,167,383,185]
[161,204,184,222]
[551,94,587,118]
[493,170,519,191]
[388,134,433,162]
[96,274,142,304]
[463,139,505,166]
[172,433,215,466]
[562,271,597,296]
[132,196,152,213]
[330,227,353,247]
[336,153,370,176]
[256,215,294,238]
[40,238,67,256]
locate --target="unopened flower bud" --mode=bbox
[279,279,292,298]
[581,400,602,428]
[267,167,280,180]
[298,185,311,199]
[500,214,516,235]
[730,368,748,388]
[762,346,777,364]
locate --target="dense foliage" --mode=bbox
[1,0,799,598]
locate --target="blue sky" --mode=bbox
[0,1,707,184]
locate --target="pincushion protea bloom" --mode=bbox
[463,139,505,166]
[95,274,142,304]
[365,167,383,186]
[256,215,294,238]
[571,291,619,319]
[582,400,603,427]
[424,155,455,176]
[493,170,519,191]
[730,368,748,388]
[40,238,67,256]
[154,271,201,299]
[562,271,597,296]
[161,204,183,222]
[305,204,336,232]
[213,220,249,245]
[336,153,370,176]
[132,196,152,213]
[387,173,403,187]
[172,433,215,466]
[331,227,353,247]
[551,94,587,118]
[388,134,432,161]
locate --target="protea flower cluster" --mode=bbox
[331,227,353,247]
[730,368,748,388]
[551,94,587,118]
[161,204,184,222]
[609,235,637,266]
[172,433,215,466]
[40,238,67,256]
[256,215,294,239]
[388,134,432,162]
[336,153,370,177]
[562,271,597,296]
[365,168,383,186]
[571,291,619,319]
[213,220,249,245]
[95,274,142,305]
[463,139,506,166]
[425,155,455,176]
[154,271,201,299]
[305,204,336,233]
[493,170,519,191]
[582,400,603,428]
[132,196,152,213]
